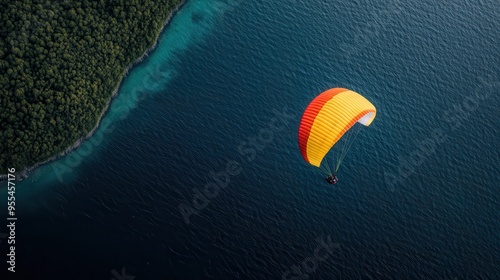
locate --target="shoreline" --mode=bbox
[0,0,186,182]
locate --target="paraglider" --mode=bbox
[298,88,376,184]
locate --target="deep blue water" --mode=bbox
[1,0,499,279]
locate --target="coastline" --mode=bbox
[0,0,186,181]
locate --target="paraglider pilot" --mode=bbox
[326,174,338,185]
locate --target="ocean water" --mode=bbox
[1,0,499,279]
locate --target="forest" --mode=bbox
[0,0,182,171]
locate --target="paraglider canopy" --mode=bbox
[298,88,376,175]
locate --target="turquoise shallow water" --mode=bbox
[1,0,499,279]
